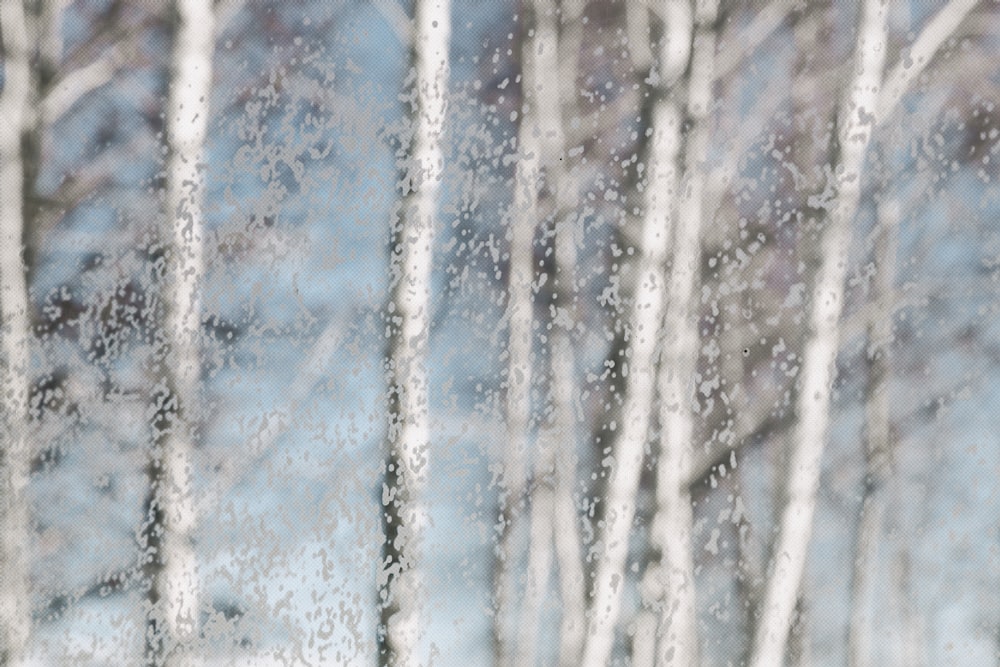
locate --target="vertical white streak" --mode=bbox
[632,608,658,667]
[551,214,585,667]
[625,2,653,71]
[580,3,692,666]
[546,2,586,662]
[494,4,543,660]
[649,1,717,664]
[516,1,588,662]
[0,0,33,661]
[384,0,449,664]
[162,0,216,660]
[749,1,889,665]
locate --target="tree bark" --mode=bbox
[749,0,979,660]
[580,2,693,666]
[142,0,216,664]
[377,1,449,665]
[493,3,544,662]
[0,0,35,661]
[646,1,719,664]
[748,1,889,664]
[514,2,587,663]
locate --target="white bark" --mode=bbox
[519,331,586,667]
[0,0,34,660]
[647,2,718,664]
[748,1,889,665]
[379,1,449,665]
[514,2,587,663]
[493,5,544,661]
[544,3,586,662]
[549,174,585,667]
[876,0,980,124]
[580,3,693,666]
[154,0,216,662]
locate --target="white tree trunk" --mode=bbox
[750,0,977,660]
[513,2,587,663]
[550,177,586,667]
[148,0,216,663]
[378,1,449,665]
[646,1,718,664]
[0,0,34,661]
[748,1,889,665]
[580,3,693,666]
[493,2,544,659]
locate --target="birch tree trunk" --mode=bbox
[645,1,718,664]
[748,1,889,664]
[580,3,693,666]
[0,0,34,661]
[749,0,980,660]
[515,2,586,663]
[143,0,215,664]
[493,4,544,661]
[549,231,586,666]
[377,1,449,665]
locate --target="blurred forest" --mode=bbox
[1,0,1000,665]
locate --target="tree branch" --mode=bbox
[371,0,412,46]
[877,0,981,124]
[715,0,798,80]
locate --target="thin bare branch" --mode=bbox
[877,0,980,124]
[371,0,412,46]
[715,0,797,80]
[40,43,129,125]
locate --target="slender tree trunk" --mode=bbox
[493,3,543,662]
[544,4,586,663]
[646,3,718,664]
[749,0,979,662]
[580,3,693,666]
[377,1,449,665]
[748,1,889,664]
[846,197,898,667]
[143,1,215,664]
[520,324,586,667]
[515,2,587,662]
[549,155,585,667]
[0,0,35,661]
